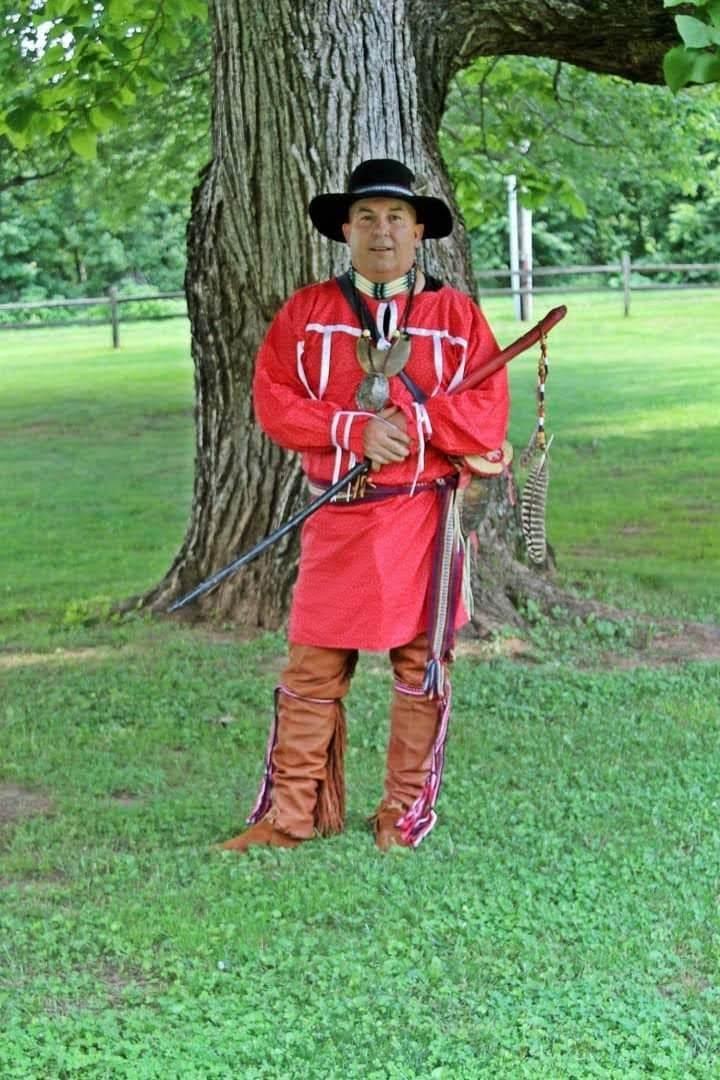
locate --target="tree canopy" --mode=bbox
[0,3,208,302]
[1,0,205,161]
[2,4,719,304]
[441,56,720,272]
[1,0,719,177]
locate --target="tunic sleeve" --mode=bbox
[253,296,371,455]
[422,299,509,456]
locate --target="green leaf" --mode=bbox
[144,76,167,96]
[68,125,98,159]
[3,126,30,150]
[27,112,55,137]
[707,0,720,27]
[38,81,78,107]
[177,0,209,18]
[689,49,720,82]
[663,44,698,92]
[91,102,125,131]
[43,44,67,65]
[675,15,714,48]
[5,104,36,132]
[45,112,68,135]
[107,0,135,18]
[90,106,115,133]
[112,41,134,62]
[664,0,707,6]
[44,0,75,15]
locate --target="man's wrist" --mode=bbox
[330,409,374,458]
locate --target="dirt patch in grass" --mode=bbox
[0,645,134,670]
[605,622,720,669]
[619,524,654,536]
[458,621,720,670]
[0,871,65,891]
[0,783,54,824]
[109,789,142,806]
[28,965,157,1017]
[100,966,159,1006]
[457,636,539,662]
[255,651,289,677]
[0,420,61,438]
[658,971,713,998]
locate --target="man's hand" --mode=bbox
[362,406,411,472]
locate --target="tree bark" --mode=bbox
[145,0,678,630]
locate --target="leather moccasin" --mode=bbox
[372,801,412,852]
[216,818,302,853]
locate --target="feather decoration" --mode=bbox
[521,435,553,565]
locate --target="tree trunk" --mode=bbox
[144,0,677,631]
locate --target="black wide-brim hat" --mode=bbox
[309,158,453,243]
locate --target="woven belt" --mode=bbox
[306,473,455,504]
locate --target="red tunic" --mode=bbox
[253,278,509,650]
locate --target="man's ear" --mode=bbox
[415,222,425,246]
[341,221,352,243]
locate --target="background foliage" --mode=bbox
[0,2,208,302]
[441,56,720,275]
[1,6,720,304]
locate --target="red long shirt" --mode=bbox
[253,278,509,649]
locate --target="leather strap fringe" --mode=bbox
[394,680,452,847]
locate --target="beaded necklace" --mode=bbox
[350,265,417,299]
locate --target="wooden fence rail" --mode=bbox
[1,257,719,342]
[0,289,186,345]
[476,257,720,317]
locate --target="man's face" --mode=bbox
[341,197,424,281]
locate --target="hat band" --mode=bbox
[350,183,415,199]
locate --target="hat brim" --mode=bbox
[308,191,453,243]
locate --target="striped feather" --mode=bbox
[521,450,550,565]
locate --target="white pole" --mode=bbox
[519,205,533,322]
[621,251,631,316]
[506,174,521,321]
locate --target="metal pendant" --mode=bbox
[356,372,390,412]
[356,333,412,376]
[384,333,411,375]
[356,334,376,373]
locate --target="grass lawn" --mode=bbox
[1,294,719,1077]
[495,289,720,620]
[1,320,195,633]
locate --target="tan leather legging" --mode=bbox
[268,633,440,837]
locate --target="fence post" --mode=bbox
[109,287,120,347]
[519,205,533,322]
[506,175,521,321]
[621,252,631,317]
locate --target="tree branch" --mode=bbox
[0,155,74,193]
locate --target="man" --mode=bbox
[220,159,509,853]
